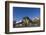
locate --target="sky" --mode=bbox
[13,7,40,22]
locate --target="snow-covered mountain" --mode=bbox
[16,20,22,23]
[32,17,40,21]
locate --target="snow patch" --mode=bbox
[16,20,22,23]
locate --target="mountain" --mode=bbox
[22,16,33,27]
[32,17,40,26]
[16,20,22,23]
[32,17,40,21]
[13,16,40,28]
